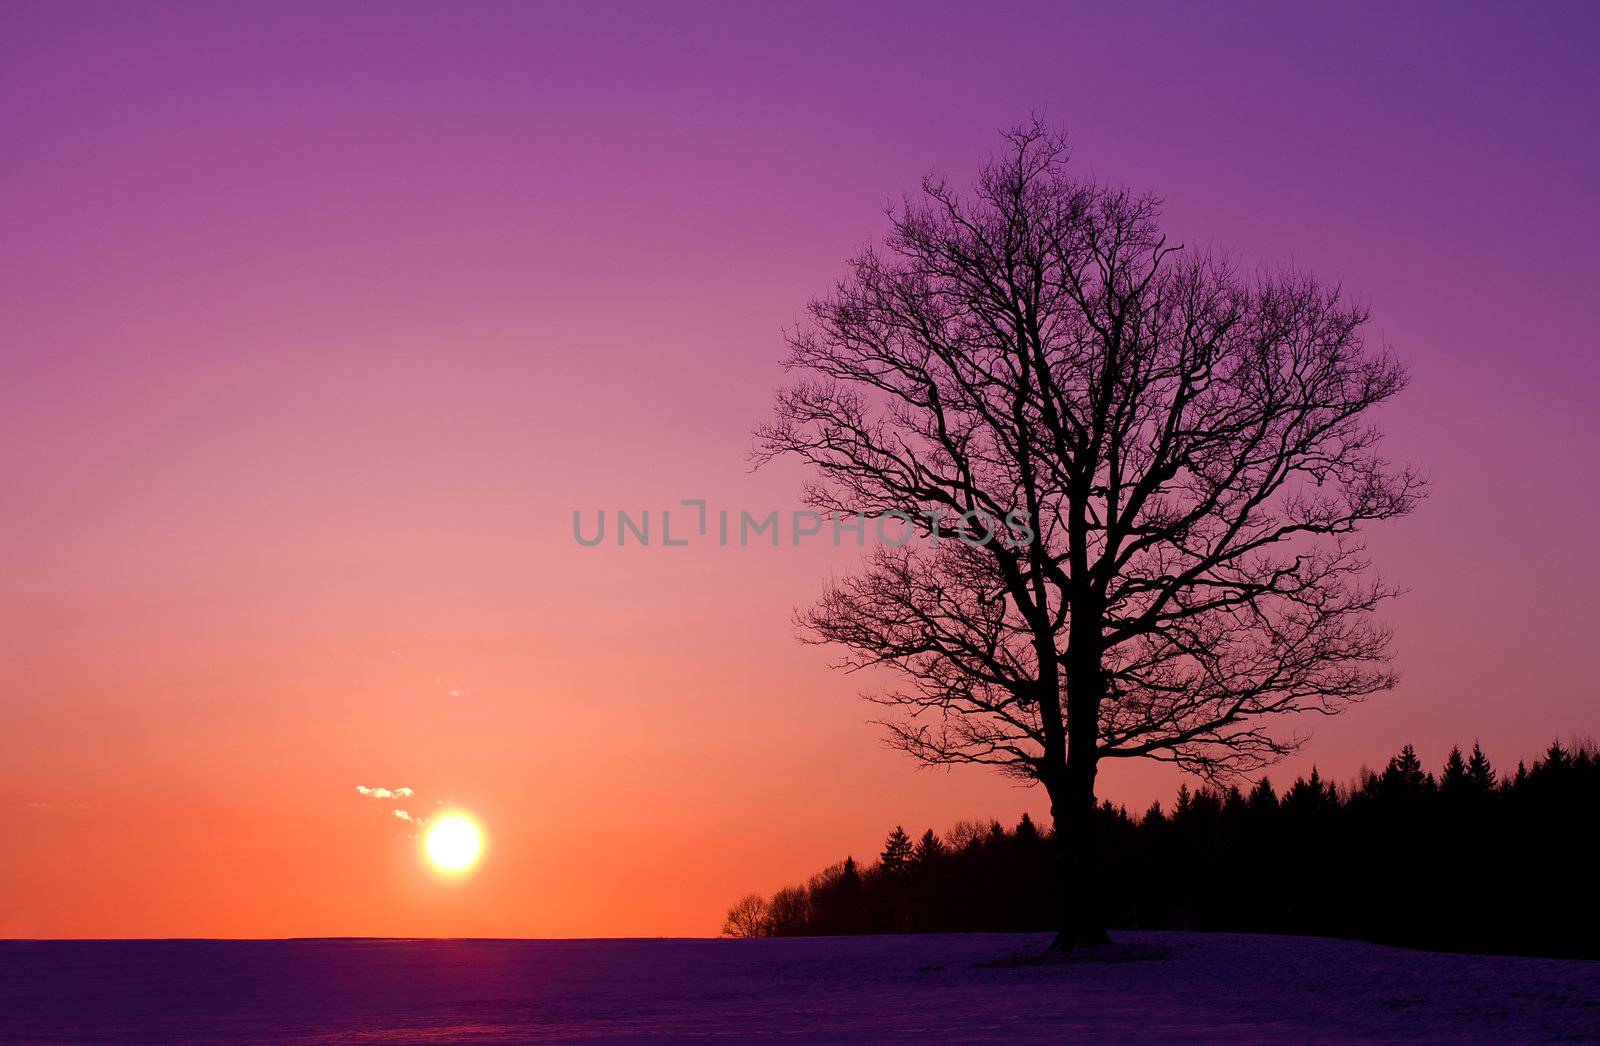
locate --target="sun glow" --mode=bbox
[424,813,484,873]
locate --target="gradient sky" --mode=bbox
[3,1,1597,938]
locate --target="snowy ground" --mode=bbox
[2,932,1597,1043]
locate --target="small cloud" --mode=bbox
[356,785,413,799]
[357,784,424,831]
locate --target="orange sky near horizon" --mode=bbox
[4,3,1597,938]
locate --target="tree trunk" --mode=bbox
[1047,750,1109,951]
[1048,640,1110,951]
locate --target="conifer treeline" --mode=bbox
[723,740,1600,957]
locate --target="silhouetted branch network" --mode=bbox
[757,121,1421,788]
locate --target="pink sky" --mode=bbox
[2,1,1597,937]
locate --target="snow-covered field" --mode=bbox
[2,932,1596,1043]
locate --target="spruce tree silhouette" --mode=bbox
[880,827,914,872]
[1538,739,1571,776]
[834,857,866,933]
[1466,743,1496,792]
[1014,813,1042,846]
[1382,744,1428,795]
[1439,745,1469,794]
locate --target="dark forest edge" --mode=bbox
[723,739,1600,958]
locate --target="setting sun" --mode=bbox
[424,814,483,874]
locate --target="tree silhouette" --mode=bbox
[1467,742,1496,792]
[1439,745,1469,796]
[880,826,915,871]
[1538,739,1571,776]
[808,857,867,935]
[1285,766,1334,811]
[764,886,810,936]
[1014,812,1043,847]
[1382,744,1428,796]
[757,121,1422,949]
[720,893,768,938]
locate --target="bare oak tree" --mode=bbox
[721,893,769,938]
[756,123,1423,950]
